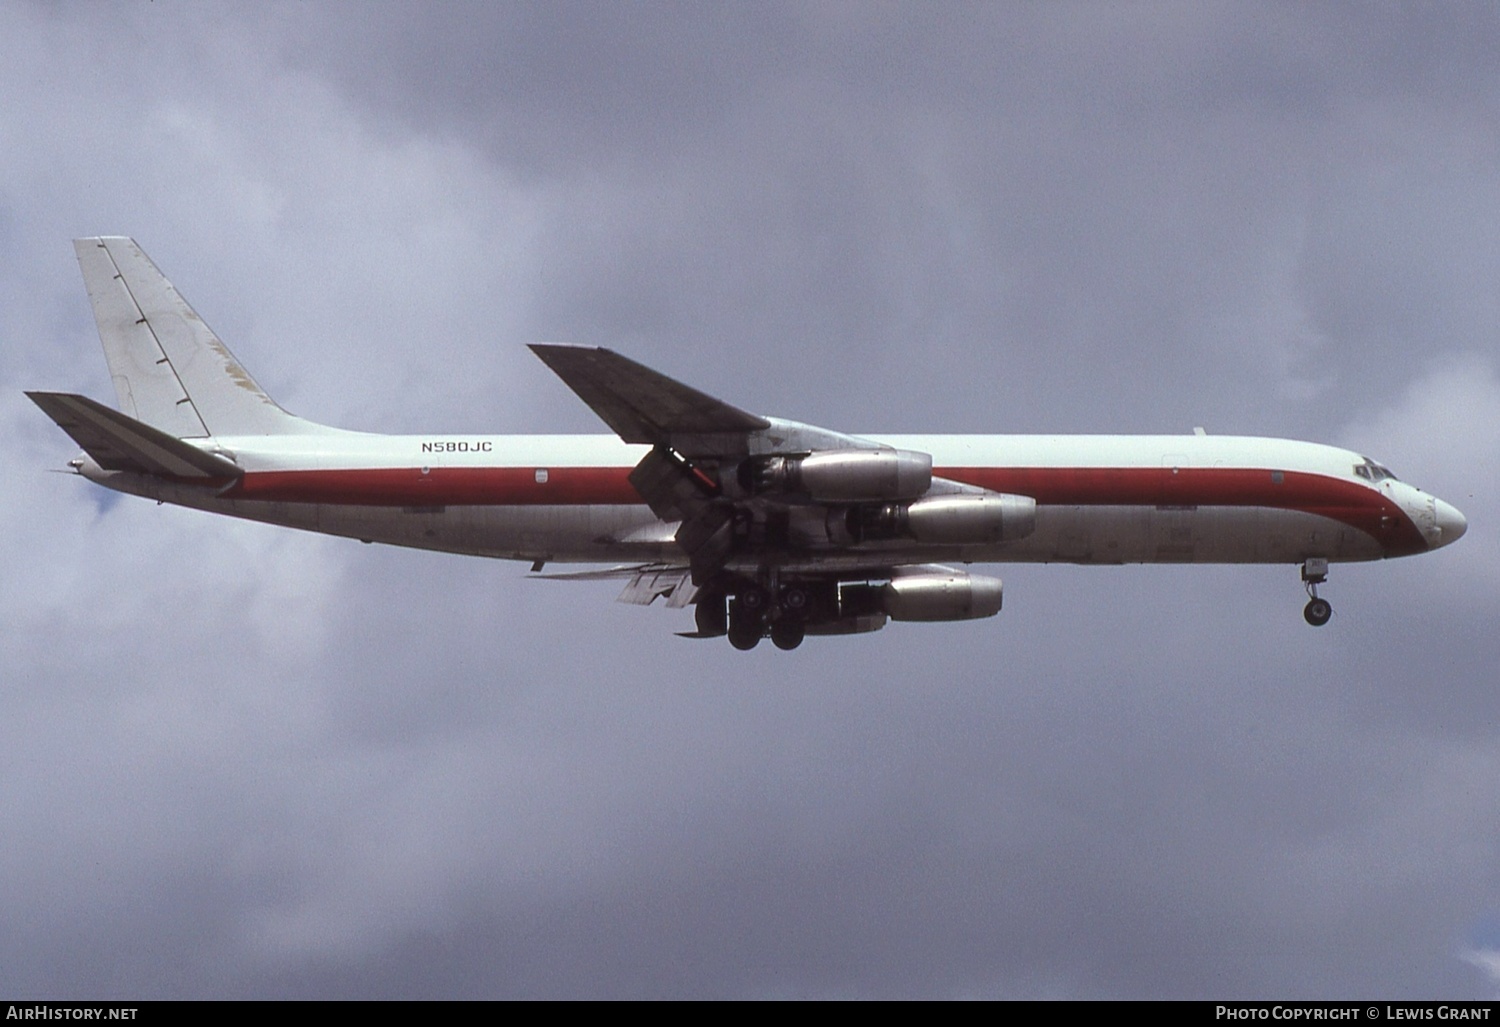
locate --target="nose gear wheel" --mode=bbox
[1300,560,1332,627]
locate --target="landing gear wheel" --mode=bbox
[1303,597,1332,627]
[728,621,762,650]
[727,596,763,650]
[1300,560,1332,627]
[770,618,805,651]
[738,585,769,614]
[694,590,728,636]
[729,623,762,647]
[780,586,809,614]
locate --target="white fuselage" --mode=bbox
[79,429,1461,572]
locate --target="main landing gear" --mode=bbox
[695,577,810,651]
[1301,558,1332,627]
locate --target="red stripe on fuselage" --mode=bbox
[944,466,1427,556]
[223,464,1426,555]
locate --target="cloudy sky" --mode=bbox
[3,1,1499,999]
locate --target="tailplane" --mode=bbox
[73,237,328,437]
[26,391,242,479]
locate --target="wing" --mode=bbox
[530,345,906,578]
[528,344,769,456]
[530,346,1028,649]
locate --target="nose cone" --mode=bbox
[1433,498,1468,548]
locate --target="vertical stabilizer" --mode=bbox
[74,237,322,437]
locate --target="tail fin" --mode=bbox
[74,237,326,437]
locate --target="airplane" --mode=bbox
[28,237,1468,650]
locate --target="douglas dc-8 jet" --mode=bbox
[29,238,1467,650]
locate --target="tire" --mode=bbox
[728,622,761,650]
[770,619,805,651]
[1303,597,1332,627]
[739,585,769,613]
[727,597,762,650]
[695,591,727,636]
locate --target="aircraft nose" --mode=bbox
[1433,498,1468,548]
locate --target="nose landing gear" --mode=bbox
[1301,559,1332,627]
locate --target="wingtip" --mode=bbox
[24,389,71,408]
[527,342,565,365]
[529,342,605,359]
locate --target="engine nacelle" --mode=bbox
[804,613,889,636]
[741,449,932,502]
[905,493,1035,544]
[880,569,1004,621]
[845,492,1037,545]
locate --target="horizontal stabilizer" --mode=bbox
[529,344,769,455]
[26,391,241,479]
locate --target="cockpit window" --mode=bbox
[1355,458,1398,483]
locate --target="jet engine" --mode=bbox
[843,492,1036,545]
[882,569,1004,620]
[738,449,932,502]
[839,569,1004,622]
[803,613,890,636]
